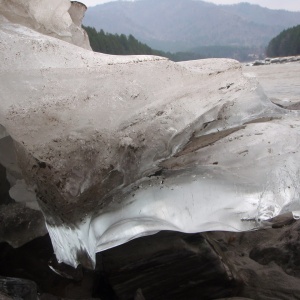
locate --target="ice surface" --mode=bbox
[0,0,91,49]
[1,0,300,268]
[48,118,300,268]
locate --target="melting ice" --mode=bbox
[1,0,300,268]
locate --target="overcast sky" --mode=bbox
[81,0,300,11]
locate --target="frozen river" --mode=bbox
[243,62,300,108]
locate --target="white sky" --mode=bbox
[81,0,300,11]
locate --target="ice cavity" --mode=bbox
[2,0,300,269]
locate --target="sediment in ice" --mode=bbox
[1,0,300,268]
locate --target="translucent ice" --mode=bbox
[1,0,300,268]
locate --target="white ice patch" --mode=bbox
[48,120,300,268]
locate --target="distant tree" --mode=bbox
[83,26,208,61]
[84,26,158,56]
[266,25,300,57]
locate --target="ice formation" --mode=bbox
[1,0,300,269]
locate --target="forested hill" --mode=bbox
[266,25,300,57]
[84,26,260,62]
[84,26,205,61]
[84,26,162,56]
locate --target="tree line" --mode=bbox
[83,26,263,62]
[83,26,204,61]
[83,26,161,56]
[266,24,300,57]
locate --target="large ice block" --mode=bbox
[1,0,300,268]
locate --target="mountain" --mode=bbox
[83,0,300,52]
[219,2,300,28]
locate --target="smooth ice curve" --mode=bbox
[1,0,300,268]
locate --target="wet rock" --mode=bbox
[0,292,13,300]
[134,288,146,300]
[0,235,106,299]
[250,220,300,278]
[0,163,13,205]
[99,231,239,300]
[2,225,300,299]
[205,219,300,300]
[0,203,47,247]
[215,298,254,300]
[39,296,101,300]
[0,132,46,247]
[268,212,296,228]
[0,276,37,300]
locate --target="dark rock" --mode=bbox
[0,146,47,248]
[253,60,265,66]
[39,294,60,300]
[134,288,146,300]
[214,298,254,300]
[2,221,300,299]
[0,276,37,300]
[0,291,13,300]
[205,220,300,300]
[99,231,239,300]
[250,220,300,278]
[39,294,101,300]
[0,159,47,248]
[0,202,47,247]
[0,235,103,299]
[0,163,13,205]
